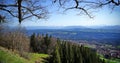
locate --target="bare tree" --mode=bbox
[0,0,48,23]
[0,27,30,53]
[53,0,120,18]
[0,0,119,23]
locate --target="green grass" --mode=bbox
[107,58,120,63]
[0,49,28,63]
[28,53,49,63]
[104,59,120,63]
[98,53,120,63]
[0,46,49,63]
[117,46,120,49]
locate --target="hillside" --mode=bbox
[0,46,49,63]
[0,27,119,63]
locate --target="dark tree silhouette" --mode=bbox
[53,0,120,18]
[0,0,48,23]
[0,0,119,23]
[47,40,105,63]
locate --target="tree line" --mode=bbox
[46,39,106,63]
[0,28,106,63]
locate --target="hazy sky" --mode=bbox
[2,0,120,27]
[20,7,120,26]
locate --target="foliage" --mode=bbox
[30,33,107,63]
[47,40,106,63]
[0,28,110,63]
[0,28,30,57]
[30,33,56,54]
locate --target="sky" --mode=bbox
[20,7,120,27]
[1,0,120,27]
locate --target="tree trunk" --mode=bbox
[18,0,22,23]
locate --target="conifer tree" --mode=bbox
[30,33,36,52]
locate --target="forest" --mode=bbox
[0,27,107,63]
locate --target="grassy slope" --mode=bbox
[0,46,49,63]
[99,54,120,63]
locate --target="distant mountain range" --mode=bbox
[86,25,120,30]
[26,25,120,33]
[26,25,120,30]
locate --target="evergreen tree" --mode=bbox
[53,45,61,63]
[47,41,105,63]
[30,33,36,52]
[49,39,61,63]
[30,34,105,63]
[44,34,51,53]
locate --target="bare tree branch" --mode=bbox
[53,0,120,18]
[63,0,93,18]
[0,4,18,7]
[0,0,120,23]
[0,8,17,17]
[0,0,48,23]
